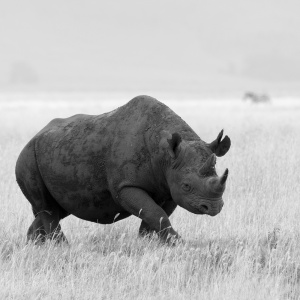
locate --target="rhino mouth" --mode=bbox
[187,198,224,216]
[201,207,222,216]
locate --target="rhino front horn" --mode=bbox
[220,168,229,185]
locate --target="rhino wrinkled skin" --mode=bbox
[15,95,231,243]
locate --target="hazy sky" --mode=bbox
[1,0,300,94]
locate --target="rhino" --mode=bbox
[15,95,231,244]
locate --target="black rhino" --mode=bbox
[15,95,231,244]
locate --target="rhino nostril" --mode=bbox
[200,205,209,212]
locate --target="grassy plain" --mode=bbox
[0,93,299,299]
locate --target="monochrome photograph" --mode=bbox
[0,1,299,299]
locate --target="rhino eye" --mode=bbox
[182,183,192,192]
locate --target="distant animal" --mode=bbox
[243,92,270,103]
[15,95,231,244]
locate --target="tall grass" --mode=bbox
[0,94,299,299]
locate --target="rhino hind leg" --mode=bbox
[27,214,46,243]
[27,212,68,244]
[36,210,68,243]
[16,140,69,244]
[25,194,69,244]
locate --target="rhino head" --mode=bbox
[160,130,231,216]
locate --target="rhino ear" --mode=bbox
[166,132,182,159]
[207,129,231,157]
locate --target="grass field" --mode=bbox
[0,93,299,299]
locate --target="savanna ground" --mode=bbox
[0,93,299,300]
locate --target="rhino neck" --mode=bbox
[149,150,176,197]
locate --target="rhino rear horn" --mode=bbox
[207,129,231,157]
[199,153,216,174]
[167,133,182,159]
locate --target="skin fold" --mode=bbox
[15,95,231,244]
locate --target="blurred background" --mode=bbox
[0,0,300,98]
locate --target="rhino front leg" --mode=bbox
[139,200,178,238]
[119,187,179,243]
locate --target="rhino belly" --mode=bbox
[56,188,129,224]
[39,166,128,224]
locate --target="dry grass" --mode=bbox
[0,93,299,299]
